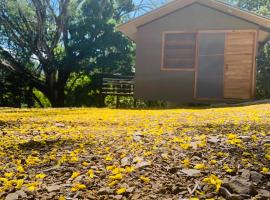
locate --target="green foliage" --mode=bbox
[0,69,28,107]
[257,44,270,98]
[104,95,167,108]
[0,0,135,107]
[225,0,270,17]
[65,73,94,107]
[33,89,51,108]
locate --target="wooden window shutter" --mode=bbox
[162,32,196,70]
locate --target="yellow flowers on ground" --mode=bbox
[203,174,222,192]
[26,155,41,165]
[194,163,207,170]
[112,167,125,174]
[116,187,126,195]
[70,156,79,163]
[180,143,192,150]
[4,172,14,179]
[226,134,243,147]
[140,176,150,183]
[223,164,235,173]
[59,196,66,200]
[0,178,8,183]
[25,182,40,191]
[182,158,190,168]
[105,155,113,161]
[227,133,237,140]
[15,179,24,189]
[71,172,80,179]
[125,166,135,173]
[109,173,123,180]
[16,165,25,173]
[261,167,269,174]
[209,160,217,165]
[217,152,229,158]
[71,183,86,192]
[251,135,258,141]
[35,173,46,179]
[106,166,115,171]
[87,169,94,178]
[1,104,270,198]
[82,161,90,167]
[108,180,118,187]
[143,151,153,156]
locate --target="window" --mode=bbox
[161,32,197,70]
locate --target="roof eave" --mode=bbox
[117,0,270,43]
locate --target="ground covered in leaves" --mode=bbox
[0,104,270,200]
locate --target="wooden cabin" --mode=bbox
[117,0,270,103]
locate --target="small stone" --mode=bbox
[135,161,151,169]
[133,133,143,142]
[181,169,201,177]
[239,135,250,142]
[226,178,253,194]
[114,195,123,200]
[190,142,198,150]
[257,189,270,199]
[228,194,244,200]
[121,157,130,167]
[5,193,19,200]
[126,187,135,193]
[15,190,27,198]
[149,194,157,199]
[208,136,219,143]
[131,193,141,200]
[55,123,65,127]
[241,169,251,180]
[73,175,85,183]
[98,187,113,195]
[46,184,61,192]
[250,171,263,183]
[87,195,97,200]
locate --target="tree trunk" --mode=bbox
[43,69,69,108]
[47,87,65,108]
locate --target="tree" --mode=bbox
[0,68,28,107]
[0,0,134,107]
[223,0,270,17]
[127,0,169,19]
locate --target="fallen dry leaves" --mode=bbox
[0,104,270,199]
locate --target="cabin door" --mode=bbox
[223,31,256,99]
[195,32,225,99]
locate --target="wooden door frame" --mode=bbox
[193,29,258,101]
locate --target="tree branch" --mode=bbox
[0,47,47,93]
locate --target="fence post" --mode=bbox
[116,96,120,108]
[133,98,137,108]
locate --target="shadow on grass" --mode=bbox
[17,137,76,152]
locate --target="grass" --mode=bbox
[0,104,269,199]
